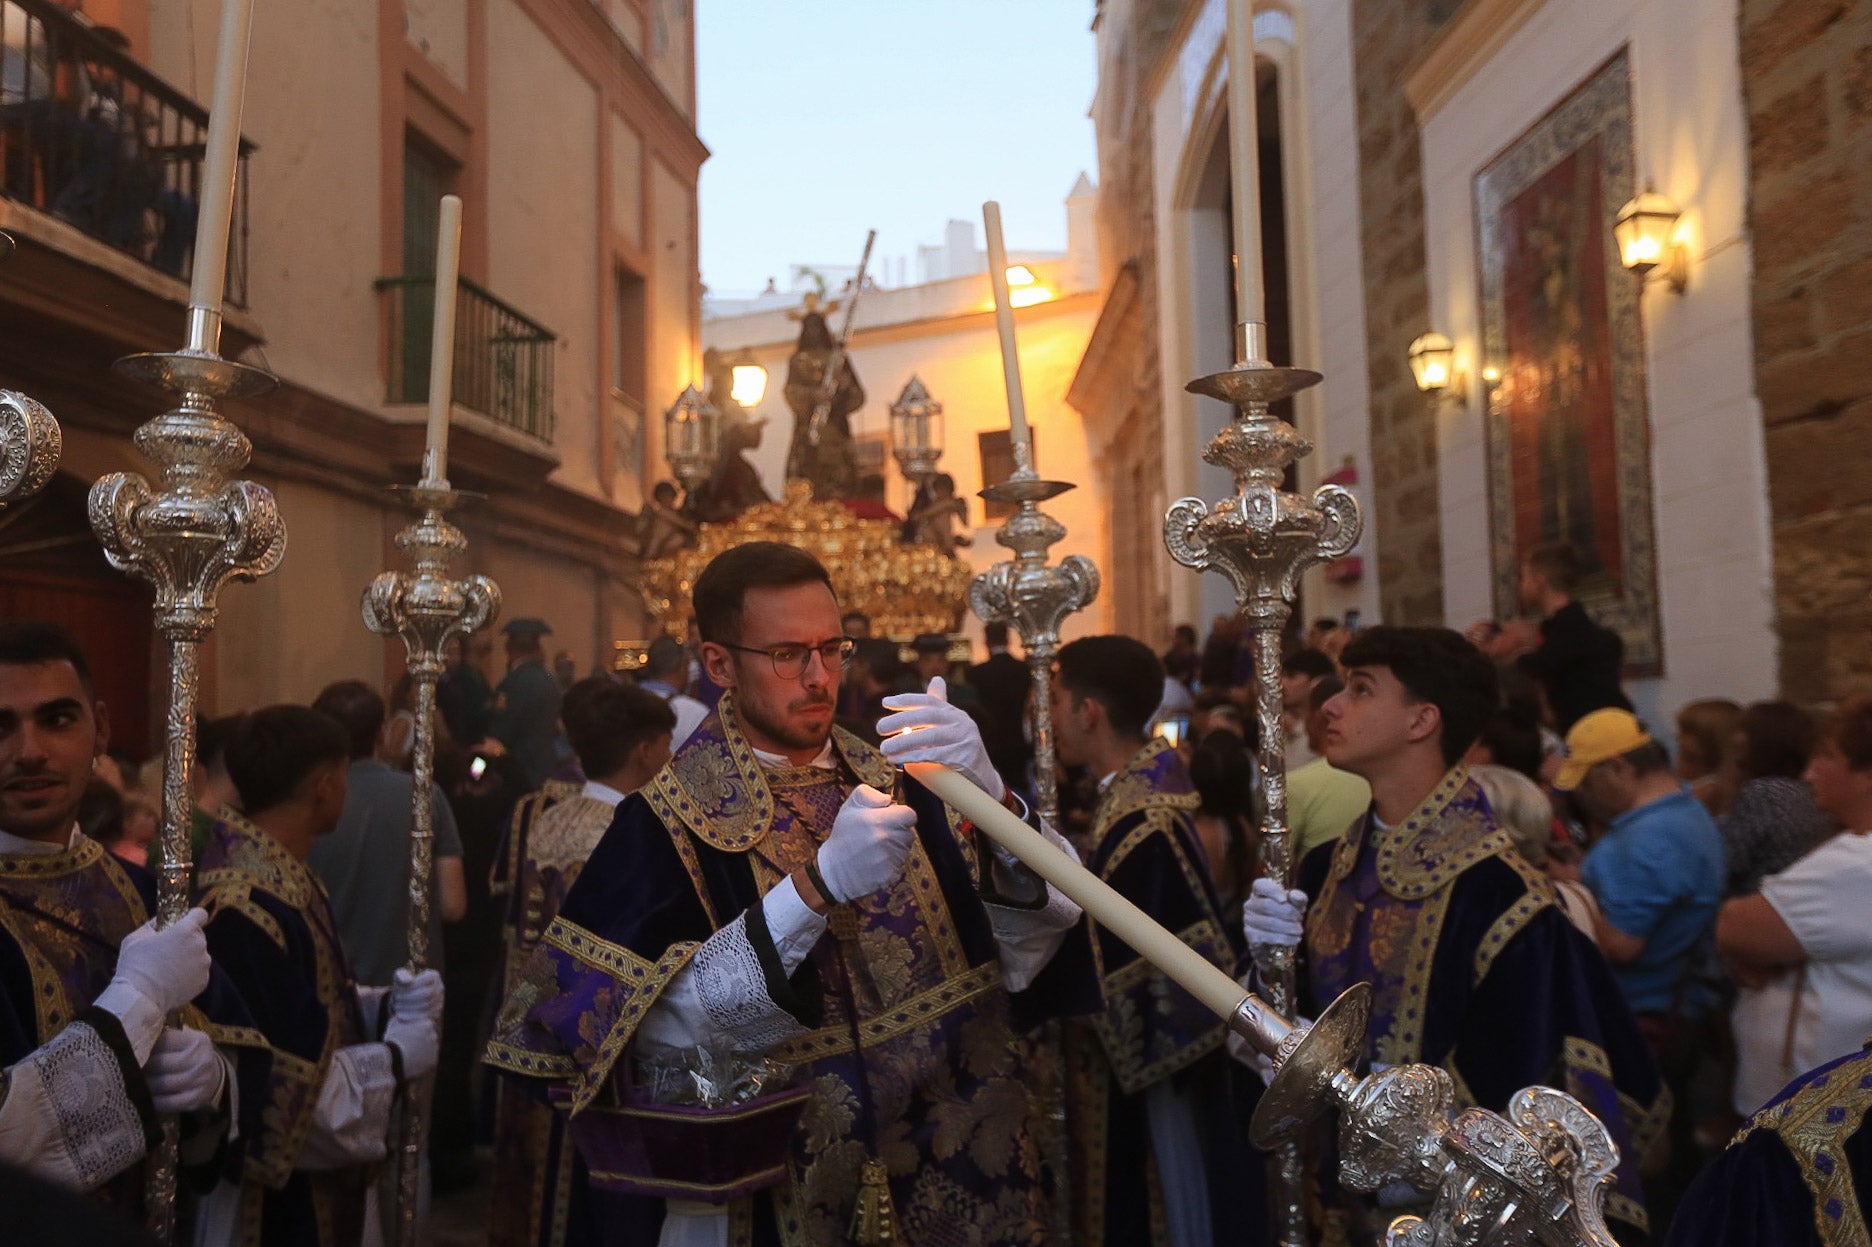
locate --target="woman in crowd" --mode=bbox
[1719,700,1835,896]
[1188,727,1260,927]
[1676,698,1741,817]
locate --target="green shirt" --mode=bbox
[1288,757,1371,859]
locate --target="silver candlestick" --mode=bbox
[362,482,499,1247]
[969,472,1099,829]
[1163,320,1361,1244]
[1231,986,1624,1247]
[90,306,287,1241]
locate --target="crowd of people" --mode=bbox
[0,535,1867,1245]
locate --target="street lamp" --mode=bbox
[1614,185,1688,293]
[663,383,719,493]
[889,374,944,487]
[729,348,768,408]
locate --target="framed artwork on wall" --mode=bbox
[1475,47,1662,674]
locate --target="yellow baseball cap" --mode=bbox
[1551,708,1652,792]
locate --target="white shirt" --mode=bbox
[1731,831,1872,1114]
[643,679,709,748]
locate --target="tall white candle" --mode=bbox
[187,0,258,336]
[981,201,1034,473]
[422,195,463,486]
[1225,0,1266,332]
[910,762,1249,1021]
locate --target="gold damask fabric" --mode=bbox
[1732,1045,1872,1247]
[0,834,148,1043]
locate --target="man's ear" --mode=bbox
[91,700,110,759]
[1405,699,1441,749]
[700,642,737,690]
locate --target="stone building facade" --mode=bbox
[0,0,702,746]
[1080,0,1872,722]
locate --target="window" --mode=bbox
[612,265,647,408]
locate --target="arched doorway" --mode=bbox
[0,471,155,755]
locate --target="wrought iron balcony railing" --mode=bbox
[376,275,557,443]
[0,0,252,301]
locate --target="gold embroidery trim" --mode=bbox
[769,960,1004,1064]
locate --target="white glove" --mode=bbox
[389,968,443,1028]
[878,677,1005,801]
[815,784,918,904]
[144,1026,228,1114]
[112,908,212,1015]
[383,1016,439,1081]
[1242,877,1307,949]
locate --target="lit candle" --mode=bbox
[421,195,463,487]
[910,762,1248,1020]
[187,0,258,349]
[1225,0,1267,336]
[981,201,1034,474]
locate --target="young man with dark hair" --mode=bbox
[1050,634,1249,1246]
[307,679,465,990]
[195,705,442,1245]
[488,679,674,1247]
[489,540,1087,1245]
[1243,626,1665,1237]
[1286,675,1370,859]
[1469,541,1632,732]
[0,622,253,1215]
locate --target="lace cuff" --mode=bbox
[691,912,816,1054]
[0,1008,156,1190]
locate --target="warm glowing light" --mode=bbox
[730,362,767,407]
[1005,264,1036,286]
[1481,365,1502,384]
[1407,332,1456,394]
[1009,286,1053,308]
[1614,186,1687,292]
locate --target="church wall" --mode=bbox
[1739,0,1872,704]
[479,540,612,680]
[1413,0,1778,728]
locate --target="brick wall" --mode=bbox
[1348,0,1459,623]
[1740,0,1872,701]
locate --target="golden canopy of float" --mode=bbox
[640,477,973,640]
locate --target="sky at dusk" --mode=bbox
[695,1,1099,297]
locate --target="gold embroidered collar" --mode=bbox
[1092,738,1199,841]
[0,831,110,880]
[1333,765,1514,901]
[651,692,893,851]
[197,809,319,909]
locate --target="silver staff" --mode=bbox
[91,311,286,1240]
[1162,319,1360,1245]
[0,235,63,511]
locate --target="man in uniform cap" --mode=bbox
[489,618,565,789]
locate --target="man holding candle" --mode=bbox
[1048,635,1253,1247]
[487,541,1089,1246]
[1241,626,1667,1239]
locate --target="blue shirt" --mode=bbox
[1581,786,1725,1015]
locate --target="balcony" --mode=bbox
[377,275,557,445]
[0,0,251,301]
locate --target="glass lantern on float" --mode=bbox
[663,383,720,494]
[889,375,944,490]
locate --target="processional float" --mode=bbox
[361,193,500,1247]
[84,0,285,1239]
[916,3,1630,1244]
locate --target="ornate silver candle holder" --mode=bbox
[1229,985,1623,1247]
[89,310,287,1240]
[362,482,499,1247]
[1163,321,1360,1245]
[969,472,1099,828]
[0,235,62,510]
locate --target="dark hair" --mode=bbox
[311,680,385,760]
[1338,626,1499,766]
[196,713,249,779]
[1281,648,1335,680]
[1620,739,1673,776]
[1174,624,1197,645]
[78,779,123,844]
[642,636,687,681]
[562,678,676,778]
[0,620,93,695]
[1055,635,1165,739]
[1738,700,1816,781]
[1189,729,1256,894]
[983,621,1010,649]
[226,705,349,817]
[692,542,835,645]
[1476,707,1544,781]
[1526,542,1586,593]
[840,610,871,628]
[1307,674,1344,713]
[1821,697,1872,771]
[1676,698,1742,774]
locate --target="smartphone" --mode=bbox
[469,756,489,781]
[1343,609,1361,632]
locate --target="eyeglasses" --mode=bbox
[723,637,857,680]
